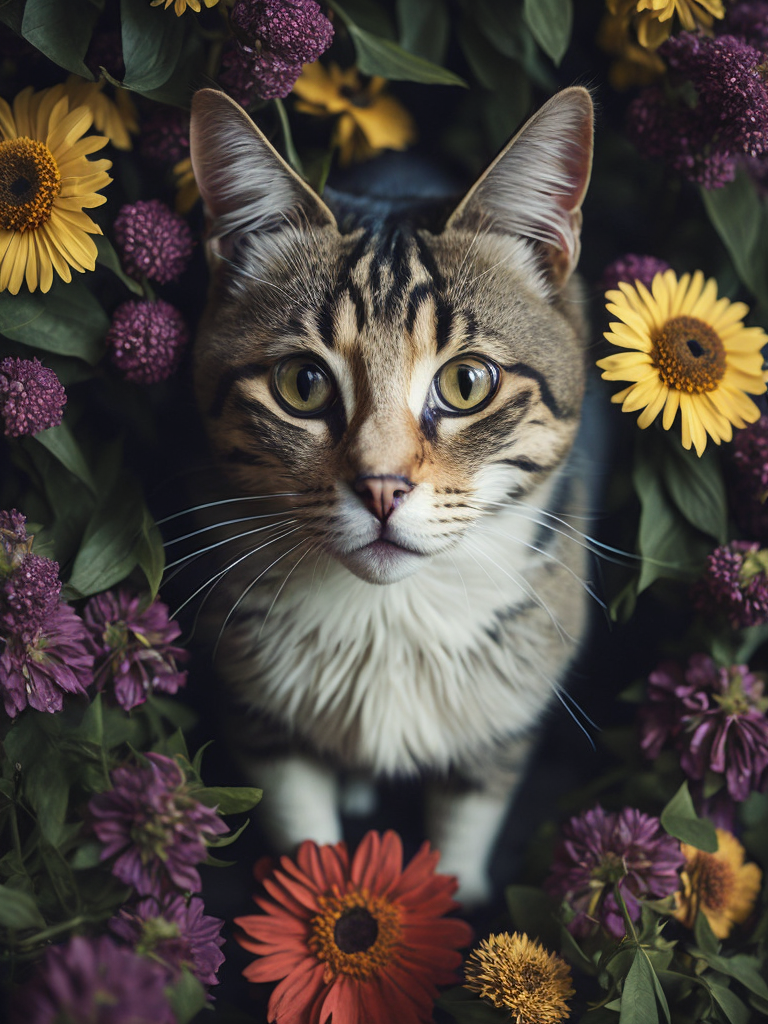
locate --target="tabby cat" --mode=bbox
[187,86,594,904]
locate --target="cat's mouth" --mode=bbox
[339,535,427,585]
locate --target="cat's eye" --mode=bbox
[272,357,336,416]
[434,356,499,413]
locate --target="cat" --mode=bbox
[187,85,594,905]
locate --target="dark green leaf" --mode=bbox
[694,909,720,954]
[709,984,751,1024]
[0,884,46,930]
[38,839,79,915]
[21,0,98,76]
[156,729,190,761]
[620,951,660,1024]
[191,740,213,778]
[68,474,144,595]
[120,0,186,92]
[70,843,104,870]
[144,695,197,732]
[658,439,727,543]
[396,0,449,64]
[26,759,69,846]
[0,281,108,364]
[203,854,237,868]
[470,0,556,89]
[505,885,559,949]
[95,236,143,296]
[166,967,209,1024]
[206,818,250,848]
[523,0,572,65]
[0,0,25,35]
[660,782,718,852]
[274,97,304,176]
[135,506,165,598]
[692,952,768,1000]
[32,423,97,494]
[194,786,263,814]
[437,986,510,1024]
[648,956,672,1024]
[700,170,768,306]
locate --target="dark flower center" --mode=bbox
[333,907,378,953]
[652,315,726,393]
[340,85,372,108]
[697,857,735,911]
[0,137,60,232]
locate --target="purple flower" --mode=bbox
[694,540,768,628]
[725,1,768,56]
[83,589,187,712]
[89,752,228,897]
[1,602,93,718]
[111,894,226,987]
[113,199,193,285]
[9,934,173,1024]
[1,553,61,644]
[545,806,684,939]
[230,0,334,101]
[730,416,768,541]
[218,41,260,107]
[0,508,32,579]
[640,654,768,803]
[139,106,190,165]
[601,254,671,293]
[0,357,66,437]
[107,299,189,385]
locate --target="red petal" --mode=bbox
[262,874,313,918]
[351,830,381,890]
[272,871,322,913]
[243,950,309,983]
[235,915,308,943]
[372,831,404,896]
[319,842,348,892]
[317,975,362,1024]
[268,961,327,1024]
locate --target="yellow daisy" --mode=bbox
[463,932,574,1024]
[64,75,139,151]
[172,156,199,214]
[0,85,112,294]
[292,62,416,166]
[673,829,761,939]
[151,0,220,15]
[596,269,767,456]
[607,0,724,49]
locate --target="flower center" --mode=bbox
[309,889,401,982]
[0,137,60,232]
[694,855,735,912]
[340,85,372,108]
[652,315,726,393]
[591,851,627,885]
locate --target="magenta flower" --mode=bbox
[1,602,93,718]
[600,254,671,293]
[113,199,193,285]
[1,552,61,644]
[544,806,684,939]
[641,654,768,803]
[83,590,187,712]
[0,357,66,437]
[139,106,190,165]
[694,540,768,629]
[9,934,173,1024]
[110,894,226,987]
[107,299,189,385]
[726,1,768,53]
[89,752,228,897]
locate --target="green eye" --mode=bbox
[434,356,498,413]
[273,357,335,416]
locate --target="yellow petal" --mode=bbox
[661,387,680,430]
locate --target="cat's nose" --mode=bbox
[353,475,414,521]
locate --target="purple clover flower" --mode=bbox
[0,602,93,718]
[1,553,61,644]
[107,299,189,385]
[9,934,173,1024]
[601,254,672,293]
[640,654,768,803]
[730,416,768,541]
[89,752,228,897]
[110,894,226,987]
[139,106,190,165]
[544,805,684,939]
[0,357,66,438]
[83,589,188,712]
[694,540,768,628]
[0,508,32,579]
[725,1,768,56]
[218,41,260,107]
[113,199,194,285]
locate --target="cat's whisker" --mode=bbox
[548,681,598,750]
[257,542,316,640]
[452,221,491,301]
[162,520,294,587]
[164,519,299,571]
[157,492,307,525]
[164,510,297,547]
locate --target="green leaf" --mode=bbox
[658,439,728,544]
[135,506,165,598]
[0,884,46,930]
[709,984,751,1024]
[68,474,144,595]
[700,170,768,306]
[31,423,97,494]
[396,0,450,64]
[522,0,572,65]
[0,281,108,364]
[692,952,768,1001]
[21,0,99,76]
[95,236,143,296]
[660,782,718,852]
[694,908,720,954]
[26,759,70,846]
[194,786,263,814]
[70,843,104,870]
[620,951,660,1024]
[166,968,209,1024]
[206,818,250,848]
[203,854,237,868]
[120,0,186,93]
[505,885,559,949]
[437,987,510,1024]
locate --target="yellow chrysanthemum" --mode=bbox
[292,62,416,166]
[64,75,139,151]
[607,0,724,49]
[463,932,574,1024]
[0,85,112,294]
[596,270,767,456]
[172,156,199,214]
[673,829,761,939]
[597,11,665,89]
[151,0,220,15]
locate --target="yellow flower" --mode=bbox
[463,932,574,1024]
[598,11,665,89]
[64,75,139,151]
[292,62,416,166]
[596,270,767,456]
[172,156,199,214]
[0,85,112,294]
[673,829,761,939]
[150,0,220,14]
[607,0,724,49]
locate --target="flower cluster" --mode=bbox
[694,540,768,628]
[113,199,193,285]
[0,357,66,438]
[730,416,768,541]
[107,299,189,385]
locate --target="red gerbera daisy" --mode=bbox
[235,829,473,1024]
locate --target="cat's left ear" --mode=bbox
[445,87,594,287]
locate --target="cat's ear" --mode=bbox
[189,88,337,255]
[445,87,593,287]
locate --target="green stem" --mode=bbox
[273,98,305,176]
[9,802,22,863]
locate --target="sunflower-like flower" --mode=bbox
[463,932,574,1024]
[673,828,761,938]
[292,63,417,166]
[607,0,725,49]
[596,270,766,456]
[64,75,139,151]
[151,0,220,15]
[0,85,112,294]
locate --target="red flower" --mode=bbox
[235,830,473,1024]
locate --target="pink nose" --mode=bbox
[353,475,414,522]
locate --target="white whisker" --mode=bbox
[157,492,305,525]
[164,519,298,570]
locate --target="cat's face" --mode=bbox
[190,89,593,585]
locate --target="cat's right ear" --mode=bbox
[189,89,337,261]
